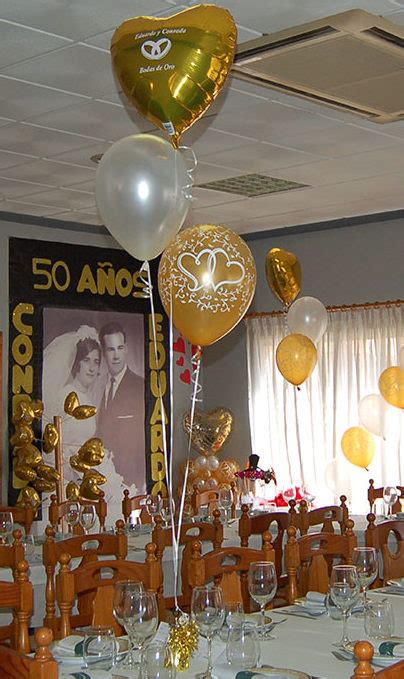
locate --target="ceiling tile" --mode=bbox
[0,177,55,200]
[50,211,104,225]
[0,149,38,171]
[0,20,71,69]
[0,200,65,218]
[20,187,96,210]
[4,159,96,188]
[0,76,88,120]
[48,142,113,166]
[68,179,96,193]
[0,122,102,156]
[202,140,324,173]
[278,124,402,158]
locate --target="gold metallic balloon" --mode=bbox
[14,443,43,468]
[183,407,233,456]
[265,247,302,306]
[34,478,56,492]
[12,401,35,425]
[37,463,60,483]
[17,487,41,511]
[276,333,317,386]
[66,481,80,501]
[111,5,237,148]
[379,366,404,409]
[158,224,256,346]
[43,423,59,453]
[77,438,104,466]
[64,392,80,415]
[10,424,34,447]
[72,405,97,420]
[80,470,107,500]
[14,464,37,482]
[31,399,44,419]
[217,458,237,483]
[70,454,92,473]
[341,426,376,468]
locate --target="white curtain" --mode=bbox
[246,305,404,513]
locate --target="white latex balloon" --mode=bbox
[96,134,192,262]
[324,457,353,497]
[287,296,328,344]
[399,345,404,370]
[206,478,218,489]
[206,455,220,471]
[195,455,208,470]
[359,393,392,438]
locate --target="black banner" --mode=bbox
[8,237,170,505]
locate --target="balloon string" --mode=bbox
[168,282,180,610]
[190,347,203,403]
[139,263,152,297]
[179,145,197,201]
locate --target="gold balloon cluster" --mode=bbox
[179,407,240,498]
[64,392,106,501]
[11,400,60,511]
[167,612,199,671]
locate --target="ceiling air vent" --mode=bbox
[233,10,404,123]
[196,173,307,197]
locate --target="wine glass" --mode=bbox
[330,565,360,647]
[21,533,35,559]
[142,641,175,679]
[122,591,158,670]
[79,504,96,534]
[226,623,260,669]
[218,488,233,526]
[191,586,225,679]
[66,502,79,533]
[352,547,378,607]
[383,486,399,516]
[160,498,175,529]
[113,581,144,667]
[0,512,14,545]
[83,626,116,670]
[248,561,277,636]
[145,495,162,525]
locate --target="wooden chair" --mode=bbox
[351,640,404,678]
[48,494,107,533]
[0,529,25,578]
[0,505,35,536]
[191,486,219,516]
[0,560,32,655]
[122,490,151,524]
[43,519,127,632]
[188,531,275,612]
[152,511,224,609]
[365,513,404,583]
[55,542,164,638]
[0,627,58,679]
[285,519,357,604]
[239,503,290,581]
[289,495,349,535]
[368,480,404,515]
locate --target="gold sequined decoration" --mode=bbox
[167,612,199,671]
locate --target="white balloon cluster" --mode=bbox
[286,295,328,344]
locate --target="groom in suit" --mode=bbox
[96,321,145,491]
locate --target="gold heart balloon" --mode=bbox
[183,407,233,456]
[12,401,35,425]
[77,437,104,466]
[265,247,302,307]
[111,5,237,147]
[70,454,92,473]
[34,478,56,493]
[64,392,79,415]
[37,463,60,484]
[17,487,41,512]
[66,481,80,501]
[10,424,34,447]
[43,423,59,453]
[72,404,97,420]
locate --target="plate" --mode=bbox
[232,668,310,679]
[52,637,129,666]
[344,640,404,668]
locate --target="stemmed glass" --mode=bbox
[160,498,175,529]
[352,547,378,607]
[21,533,35,559]
[330,565,360,647]
[66,502,79,534]
[248,561,277,636]
[145,495,162,525]
[113,581,144,667]
[0,512,14,545]
[79,504,96,535]
[218,488,233,526]
[122,591,158,670]
[383,486,399,516]
[191,586,225,679]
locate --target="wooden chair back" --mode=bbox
[122,490,151,524]
[368,480,404,515]
[285,519,357,603]
[152,511,223,608]
[239,504,290,580]
[191,486,219,516]
[365,514,404,583]
[0,529,25,577]
[48,494,107,533]
[43,520,127,632]
[351,640,404,678]
[0,505,35,536]
[188,531,275,612]
[0,560,32,654]
[0,627,58,679]
[289,496,348,535]
[56,543,164,638]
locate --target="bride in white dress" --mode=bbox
[42,325,138,523]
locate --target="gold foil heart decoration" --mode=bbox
[72,405,97,420]
[64,392,79,415]
[183,407,233,456]
[77,438,104,466]
[111,5,237,147]
[43,423,59,453]
[66,481,80,501]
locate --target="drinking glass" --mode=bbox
[82,626,116,670]
[79,504,96,534]
[21,534,35,559]
[0,512,14,545]
[218,489,233,526]
[226,623,260,668]
[248,561,277,636]
[383,486,399,516]
[364,599,394,639]
[352,547,378,606]
[220,602,244,641]
[191,586,225,679]
[122,591,158,670]
[146,495,162,525]
[66,502,79,533]
[113,581,144,667]
[142,641,175,679]
[330,565,360,647]
[160,498,175,529]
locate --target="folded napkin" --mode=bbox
[54,635,85,657]
[388,578,404,589]
[378,642,404,658]
[213,663,307,679]
[304,591,327,608]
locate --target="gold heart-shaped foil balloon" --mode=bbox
[10,424,34,447]
[111,5,237,147]
[14,464,37,482]
[183,407,233,456]
[37,463,60,483]
[14,443,43,468]
[265,247,302,307]
[34,478,56,492]
[31,399,44,419]
[66,481,80,501]
[78,437,104,466]
[72,405,97,420]
[70,454,92,473]
[64,392,80,415]
[12,401,35,425]
[43,423,59,453]
[17,487,41,511]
